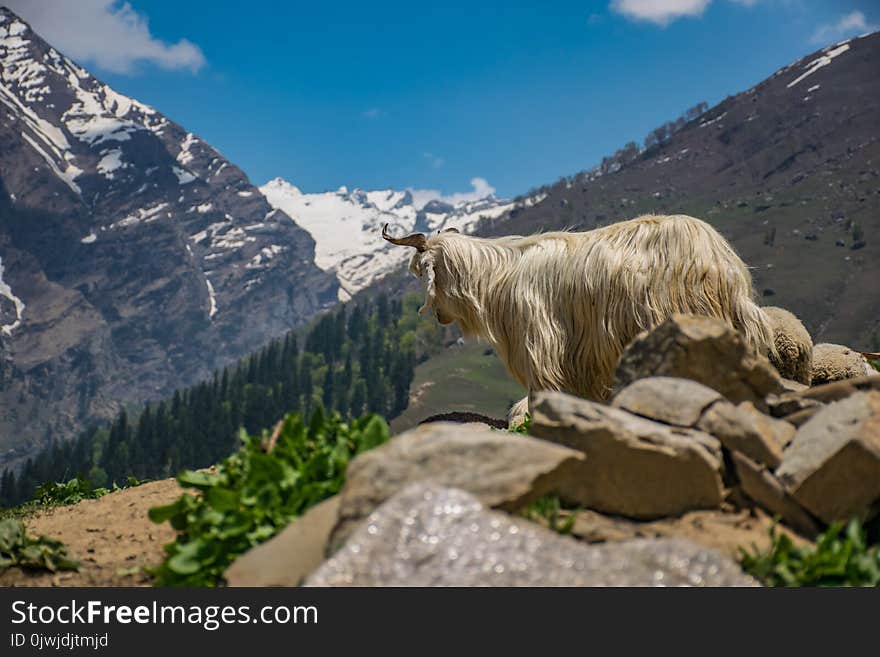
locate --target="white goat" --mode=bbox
[383,214,776,422]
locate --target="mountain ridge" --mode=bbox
[0,6,337,466]
[473,31,880,350]
[260,177,515,299]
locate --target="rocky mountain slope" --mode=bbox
[478,32,880,350]
[260,178,514,299]
[0,7,337,466]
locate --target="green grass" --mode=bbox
[740,519,880,587]
[520,495,577,535]
[390,342,526,433]
[148,407,389,587]
[0,519,78,574]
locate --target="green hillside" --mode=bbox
[391,342,526,433]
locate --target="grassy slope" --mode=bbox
[390,342,526,433]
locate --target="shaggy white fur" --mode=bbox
[762,306,813,385]
[395,214,777,407]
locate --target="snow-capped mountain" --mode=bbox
[0,7,336,464]
[260,178,514,298]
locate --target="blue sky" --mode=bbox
[9,1,879,200]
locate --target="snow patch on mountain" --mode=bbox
[172,166,196,185]
[260,178,514,298]
[97,148,124,178]
[205,277,217,318]
[0,256,25,336]
[787,43,850,88]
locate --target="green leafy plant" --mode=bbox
[34,476,147,507]
[0,476,149,522]
[0,519,79,573]
[740,519,880,586]
[509,413,532,434]
[520,495,577,535]
[149,407,389,586]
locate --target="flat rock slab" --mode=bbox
[776,391,880,523]
[697,401,793,469]
[225,495,340,587]
[611,376,721,427]
[328,422,588,551]
[731,452,818,538]
[569,507,811,558]
[613,314,784,410]
[305,484,756,587]
[530,391,724,519]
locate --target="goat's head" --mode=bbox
[382,224,464,326]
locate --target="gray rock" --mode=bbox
[697,401,793,469]
[306,484,756,587]
[225,495,340,587]
[731,452,819,537]
[799,374,880,404]
[768,375,880,422]
[766,392,823,418]
[782,407,821,427]
[530,391,724,519]
[778,378,809,394]
[613,314,784,411]
[611,376,722,427]
[328,422,588,551]
[776,391,880,523]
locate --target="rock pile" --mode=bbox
[227,314,880,587]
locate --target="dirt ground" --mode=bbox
[0,478,184,587]
[0,475,812,587]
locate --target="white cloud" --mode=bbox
[5,0,206,74]
[810,11,877,45]
[610,0,712,26]
[408,177,496,209]
[422,152,446,169]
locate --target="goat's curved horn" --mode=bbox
[442,227,460,234]
[382,223,427,251]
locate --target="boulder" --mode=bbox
[305,484,756,587]
[811,343,875,385]
[781,407,822,427]
[530,391,724,519]
[766,392,823,418]
[799,374,880,404]
[697,401,793,469]
[730,452,819,537]
[611,376,721,427]
[763,306,813,385]
[613,314,784,410]
[775,391,880,523]
[768,376,880,420]
[327,422,588,551]
[569,506,809,557]
[225,495,340,587]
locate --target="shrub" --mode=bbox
[740,519,880,586]
[148,407,388,586]
[0,519,78,573]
